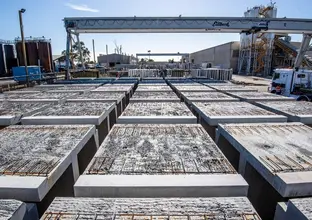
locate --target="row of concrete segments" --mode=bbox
[0,76,311,219]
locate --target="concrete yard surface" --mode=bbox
[217,122,312,219]
[42,197,261,220]
[130,91,180,102]
[227,91,295,102]
[0,125,96,203]
[256,101,312,124]
[275,198,312,220]
[0,101,52,126]
[74,124,248,197]
[118,102,197,124]
[181,91,239,103]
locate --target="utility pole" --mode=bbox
[92,39,96,63]
[19,8,29,85]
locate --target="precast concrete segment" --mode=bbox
[227,91,296,102]
[135,85,173,92]
[0,200,26,220]
[275,198,312,220]
[66,92,125,104]
[203,82,233,86]
[92,85,133,94]
[0,101,52,125]
[207,85,258,92]
[21,101,116,126]
[118,102,197,124]
[256,101,312,124]
[46,85,97,93]
[138,83,168,86]
[42,197,261,220]
[192,101,287,126]
[74,124,248,197]
[0,92,80,104]
[173,85,216,92]
[170,83,202,86]
[181,92,239,104]
[217,123,312,197]
[0,125,96,202]
[130,91,180,102]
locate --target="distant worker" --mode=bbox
[276,85,282,95]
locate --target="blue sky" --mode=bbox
[1,0,311,61]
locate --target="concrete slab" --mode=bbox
[217,123,312,219]
[0,92,79,104]
[207,85,258,92]
[130,91,180,102]
[170,83,202,86]
[74,124,248,198]
[227,91,295,102]
[275,198,312,220]
[192,101,287,126]
[93,85,133,94]
[42,197,260,219]
[181,92,239,104]
[21,102,116,143]
[0,199,26,220]
[46,85,96,93]
[139,83,168,86]
[118,102,197,124]
[256,101,312,124]
[0,125,96,202]
[135,85,172,92]
[0,101,52,126]
[173,85,216,92]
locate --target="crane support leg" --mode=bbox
[294,34,312,69]
[76,34,84,69]
[65,31,71,80]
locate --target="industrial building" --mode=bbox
[97,53,131,67]
[189,4,312,76]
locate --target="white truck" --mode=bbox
[270,68,312,101]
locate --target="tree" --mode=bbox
[62,41,90,63]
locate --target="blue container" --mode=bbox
[13,66,41,82]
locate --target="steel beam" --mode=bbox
[65,31,71,80]
[64,17,312,34]
[294,34,312,69]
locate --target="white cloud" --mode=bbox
[65,3,99,12]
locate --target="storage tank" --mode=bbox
[4,44,16,76]
[0,44,5,76]
[26,42,39,66]
[38,41,52,72]
[16,42,24,66]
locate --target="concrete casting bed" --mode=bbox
[207,85,257,92]
[66,92,125,116]
[42,197,260,219]
[92,85,134,104]
[46,85,97,94]
[181,91,239,104]
[74,124,248,198]
[217,123,312,219]
[256,101,312,125]
[130,91,180,102]
[191,101,287,140]
[173,85,216,93]
[135,85,172,92]
[118,102,197,124]
[0,125,97,215]
[0,92,79,104]
[275,198,312,220]
[21,101,116,144]
[0,101,52,126]
[227,91,295,102]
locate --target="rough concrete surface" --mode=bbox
[208,85,257,92]
[32,102,114,116]
[122,102,193,116]
[0,199,25,220]
[93,85,132,92]
[136,85,172,92]
[286,198,312,219]
[1,92,79,100]
[257,101,312,116]
[181,92,238,101]
[228,91,295,101]
[85,124,236,175]
[174,85,215,92]
[68,92,125,101]
[42,197,260,219]
[47,86,97,91]
[0,125,93,176]
[219,123,312,174]
[193,101,276,116]
[131,92,179,99]
[0,101,51,117]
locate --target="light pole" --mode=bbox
[148,50,151,61]
[19,8,29,85]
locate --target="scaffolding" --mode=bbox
[238,3,277,76]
